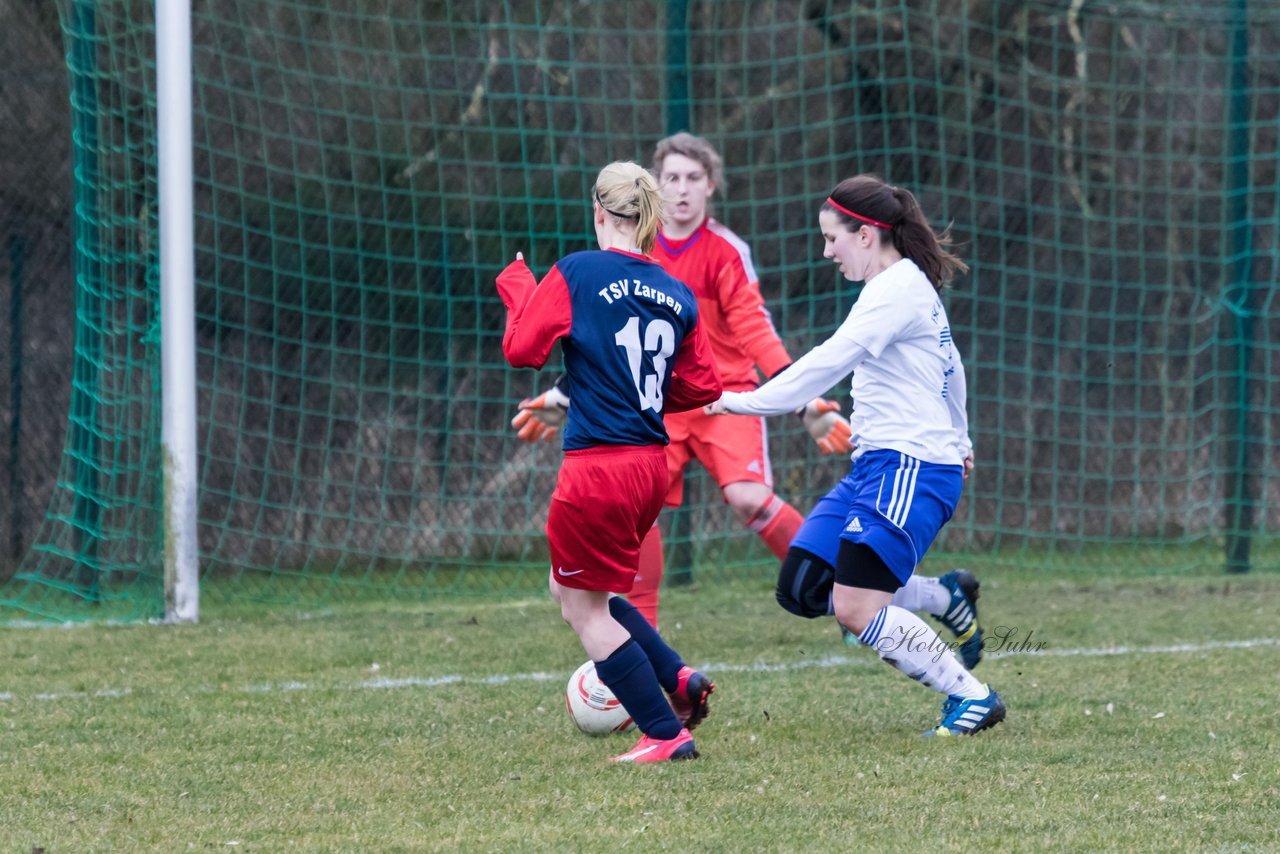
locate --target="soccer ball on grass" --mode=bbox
[565,660,636,735]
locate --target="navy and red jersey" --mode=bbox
[497,248,722,450]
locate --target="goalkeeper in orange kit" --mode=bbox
[513,136,986,670]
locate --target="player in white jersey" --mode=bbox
[706,175,1005,736]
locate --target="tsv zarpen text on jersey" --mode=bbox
[597,279,684,314]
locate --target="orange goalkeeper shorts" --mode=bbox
[662,407,773,508]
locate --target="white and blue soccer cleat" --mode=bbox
[938,569,983,669]
[924,686,1006,736]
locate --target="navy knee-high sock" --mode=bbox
[609,596,684,693]
[594,640,683,740]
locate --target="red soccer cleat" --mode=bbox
[668,666,714,731]
[610,728,699,763]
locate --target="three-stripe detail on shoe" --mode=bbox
[953,706,991,730]
[944,596,974,633]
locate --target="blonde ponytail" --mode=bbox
[593,161,664,255]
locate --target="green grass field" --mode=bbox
[2,568,1278,851]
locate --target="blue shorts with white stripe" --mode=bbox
[789,449,963,584]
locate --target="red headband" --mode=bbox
[825,197,894,230]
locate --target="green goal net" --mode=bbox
[2,0,1277,622]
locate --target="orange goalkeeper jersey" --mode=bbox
[653,219,792,392]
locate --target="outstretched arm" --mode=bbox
[497,254,572,369]
[708,334,868,417]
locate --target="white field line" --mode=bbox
[2,637,1277,705]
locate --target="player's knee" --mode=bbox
[832,541,897,635]
[774,547,834,619]
[736,498,767,526]
[724,483,775,527]
[832,600,869,635]
[776,588,824,619]
[556,598,589,635]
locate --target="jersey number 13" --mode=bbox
[614,316,675,413]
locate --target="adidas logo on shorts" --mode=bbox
[845,517,863,533]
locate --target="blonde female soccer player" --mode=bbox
[706,175,1005,736]
[497,162,723,762]
[514,133,851,628]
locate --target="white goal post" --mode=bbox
[158,0,199,623]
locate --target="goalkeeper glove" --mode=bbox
[511,385,570,443]
[799,398,853,455]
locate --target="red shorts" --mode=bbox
[662,408,773,507]
[546,444,667,593]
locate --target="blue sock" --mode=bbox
[609,596,684,692]
[594,640,683,740]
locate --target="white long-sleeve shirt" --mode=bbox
[720,258,972,466]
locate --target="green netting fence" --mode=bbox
[1,0,1277,623]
